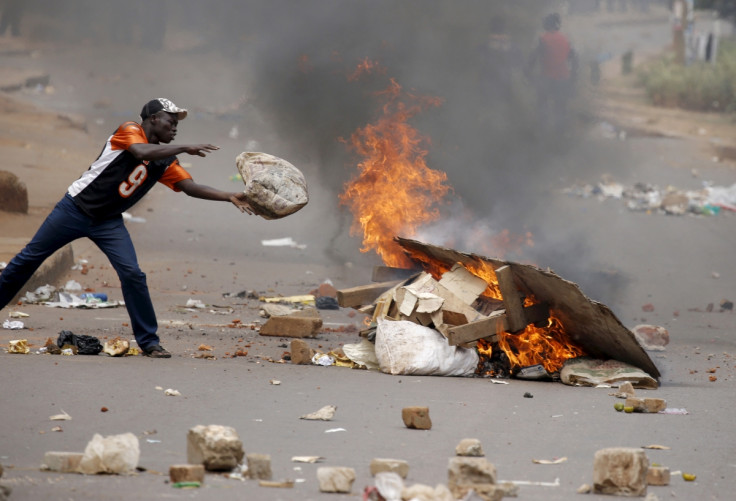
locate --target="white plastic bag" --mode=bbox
[236,152,308,219]
[78,433,140,474]
[375,319,478,376]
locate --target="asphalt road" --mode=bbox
[2,4,736,500]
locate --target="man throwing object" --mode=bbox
[0,98,254,358]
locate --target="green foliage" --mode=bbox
[637,39,736,112]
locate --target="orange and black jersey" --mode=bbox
[68,121,192,220]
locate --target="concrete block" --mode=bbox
[593,447,648,496]
[317,466,356,493]
[647,466,670,486]
[370,458,409,478]
[246,453,272,480]
[259,315,322,338]
[169,464,205,483]
[402,406,432,430]
[42,452,83,473]
[455,438,484,457]
[625,397,666,413]
[448,457,498,500]
[290,339,313,365]
[187,425,244,471]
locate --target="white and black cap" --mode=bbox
[140,98,188,121]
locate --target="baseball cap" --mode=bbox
[140,98,188,121]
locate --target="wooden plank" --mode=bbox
[337,280,401,308]
[372,266,420,283]
[446,303,550,346]
[495,265,526,332]
[447,311,506,346]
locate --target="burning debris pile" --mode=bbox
[338,237,660,386]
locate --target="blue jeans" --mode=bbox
[0,194,160,350]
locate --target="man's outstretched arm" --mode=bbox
[128,143,220,161]
[174,178,255,214]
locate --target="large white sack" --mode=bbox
[78,432,140,475]
[236,152,308,219]
[375,319,478,377]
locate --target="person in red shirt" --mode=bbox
[526,13,578,131]
[0,98,255,358]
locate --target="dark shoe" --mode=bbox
[143,345,171,358]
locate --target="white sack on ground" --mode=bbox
[78,432,140,474]
[375,319,478,376]
[236,152,308,219]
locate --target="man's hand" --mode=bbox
[230,192,256,215]
[184,144,220,157]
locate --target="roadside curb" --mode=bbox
[2,244,74,305]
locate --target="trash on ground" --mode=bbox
[57,331,103,355]
[532,457,567,465]
[103,337,129,357]
[563,177,736,216]
[23,284,56,304]
[64,280,82,291]
[342,339,380,370]
[164,389,181,396]
[300,405,337,421]
[7,339,29,354]
[49,410,72,421]
[642,445,670,450]
[78,433,140,475]
[236,151,309,219]
[3,320,24,330]
[261,237,307,249]
[315,296,339,310]
[560,357,658,388]
[375,319,478,376]
[292,456,324,463]
[324,428,346,433]
[659,408,688,415]
[682,473,697,481]
[312,353,335,366]
[185,298,206,309]
[259,480,295,488]
[8,311,29,318]
[260,294,315,305]
[270,379,281,385]
[43,292,122,309]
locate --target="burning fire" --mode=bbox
[404,250,582,374]
[339,78,450,268]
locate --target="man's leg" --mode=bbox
[0,196,85,309]
[89,217,161,351]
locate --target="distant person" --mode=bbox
[525,13,578,131]
[0,98,256,358]
[0,0,23,37]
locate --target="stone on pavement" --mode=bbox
[402,406,432,430]
[647,466,670,486]
[246,453,272,480]
[290,339,314,364]
[593,447,648,496]
[455,438,484,457]
[317,466,356,493]
[259,314,322,338]
[370,458,409,478]
[169,464,205,484]
[187,425,244,471]
[447,457,499,501]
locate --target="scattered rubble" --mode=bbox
[317,466,356,493]
[632,325,669,351]
[169,464,205,484]
[455,439,484,457]
[187,425,244,471]
[370,458,409,478]
[102,337,129,357]
[246,453,272,480]
[42,452,83,473]
[647,465,670,486]
[402,406,432,430]
[300,405,337,421]
[563,177,736,216]
[593,447,649,496]
[78,433,140,475]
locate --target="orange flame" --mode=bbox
[347,58,386,81]
[339,78,450,267]
[496,316,584,373]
